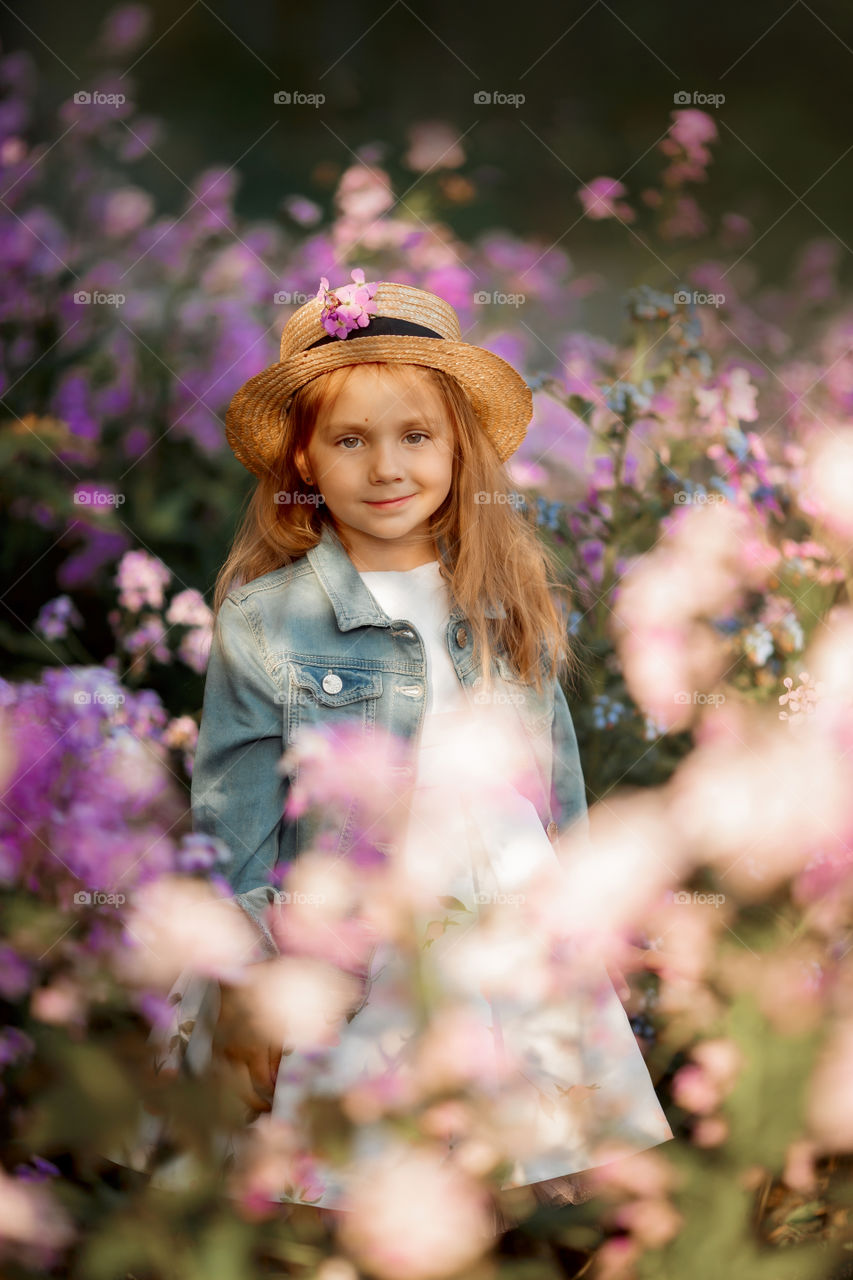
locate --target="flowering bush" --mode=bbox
[1,6,853,1277]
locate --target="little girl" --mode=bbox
[128,272,673,1223]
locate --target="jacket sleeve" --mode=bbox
[190,595,289,960]
[550,677,590,838]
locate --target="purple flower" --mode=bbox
[175,832,231,874]
[0,946,33,1000]
[34,595,83,641]
[97,4,153,57]
[0,1027,35,1067]
[13,1155,61,1183]
[282,195,322,226]
[316,267,378,339]
[58,527,130,590]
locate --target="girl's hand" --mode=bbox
[212,979,291,1116]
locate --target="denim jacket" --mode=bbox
[191,521,589,958]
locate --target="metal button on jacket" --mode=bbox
[455,626,468,647]
[322,671,343,694]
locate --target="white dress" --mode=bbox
[107,560,674,1209]
[265,561,673,1208]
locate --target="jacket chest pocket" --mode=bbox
[289,662,384,732]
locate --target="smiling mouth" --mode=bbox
[364,494,416,507]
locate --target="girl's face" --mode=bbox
[296,364,455,569]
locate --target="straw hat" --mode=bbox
[224,274,534,478]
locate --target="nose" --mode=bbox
[367,441,405,485]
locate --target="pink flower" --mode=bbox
[615,1196,683,1248]
[165,587,212,627]
[337,1145,494,1280]
[178,625,212,674]
[115,549,171,611]
[660,193,708,240]
[317,267,378,339]
[694,367,759,428]
[404,121,466,172]
[692,1116,729,1147]
[578,176,635,223]
[162,714,198,752]
[807,1019,853,1152]
[124,614,170,664]
[0,1166,74,1264]
[671,1062,720,1114]
[668,108,718,158]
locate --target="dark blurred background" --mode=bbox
[3,0,852,303]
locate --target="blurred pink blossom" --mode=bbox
[404,121,466,171]
[806,1019,853,1152]
[337,1145,494,1279]
[578,177,635,223]
[413,1004,516,1092]
[668,711,848,897]
[115,549,171,611]
[660,109,718,183]
[102,187,153,238]
[803,429,853,536]
[162,714,198,753]
[244,954,362,1051]
[0,1166,74,1267]
[118,876,263,986]
[694,367,759,427]
[692,1116,729,1147]
[614,1195,684,1248]
[177,625,212,674]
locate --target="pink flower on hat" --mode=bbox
[317,267,378,339]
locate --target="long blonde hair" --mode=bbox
[214,362,584,695]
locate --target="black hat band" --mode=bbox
[306,316,444,349]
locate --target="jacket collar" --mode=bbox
[306,521,469,633]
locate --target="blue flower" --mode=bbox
[592,694,627,730]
